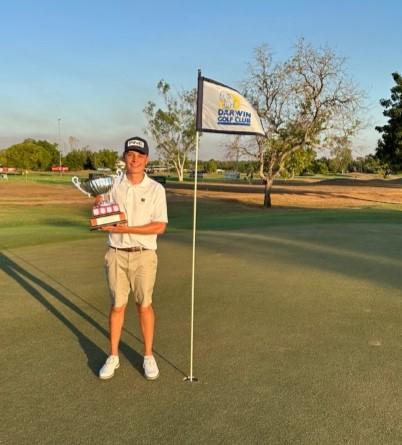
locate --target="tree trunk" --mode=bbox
[176,153,186,182]
[178,166,184,182]
[263,177,273,208]
[257,138,276,208]
[172,160,184,182]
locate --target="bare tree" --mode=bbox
[144,80,196,181]
[223,135,242,162]
[244,39,363,207]
[68,136,79,151]
[223,135,260,167]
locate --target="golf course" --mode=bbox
[1,174,402,444]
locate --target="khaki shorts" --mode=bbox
[104,248,158,307]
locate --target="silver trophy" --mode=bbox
[72,169,127,229]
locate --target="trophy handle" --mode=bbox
[72,176,91,198]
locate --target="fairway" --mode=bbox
[1,181,402,444]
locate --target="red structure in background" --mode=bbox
[51,166,69,172]
[0,167,16,173]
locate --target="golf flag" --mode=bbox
[186,71,265,383]
[196,74,265,136]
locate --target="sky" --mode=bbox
[1,0,401,159]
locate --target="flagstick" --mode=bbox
[183,70,264,382]
[184,130,200,383]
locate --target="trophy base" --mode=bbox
[90,212,127,230]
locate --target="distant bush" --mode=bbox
[0,139,59,170]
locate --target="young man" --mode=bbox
[98,136,168,380]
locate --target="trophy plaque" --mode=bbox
[72,170,127,230]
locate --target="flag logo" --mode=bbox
[196,75,265,136]
[218,91,252,127]
[219,91,241,110]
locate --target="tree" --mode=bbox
[349,154,382,174]
[327,133,354,174]
[64,149,89,170]
[144,80,197,182]
[0,139,59,170]
[94,149,119,169]
[244,39,362,207]
[68,136,80,151]
[311,157,330,175]
[375,72,402,172]
[205,159,217,173]
[223,135,243,164]
[279,147,316,178]
[64,147,94,170]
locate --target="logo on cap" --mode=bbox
[127,140,145,148]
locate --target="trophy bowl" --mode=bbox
[72,175,115,197]
[72,170,127,230]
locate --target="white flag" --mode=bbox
[196,75,265,136]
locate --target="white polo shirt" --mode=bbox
[108,174,168,250]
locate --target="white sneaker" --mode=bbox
[99,355,120,380]
[143,355,159,380]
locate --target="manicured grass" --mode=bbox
[5,169,393,187]
[3,171,76,185]
[1,195,402,444]
[0,204,100,249]
[3,192,402,250]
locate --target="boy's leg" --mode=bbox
[109,304,127,355]
[136,304,155,356]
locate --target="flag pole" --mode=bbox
[184,71,202,383]
[183,70,265,383]
[184,129,199,383]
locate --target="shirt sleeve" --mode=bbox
[152,185,168,223]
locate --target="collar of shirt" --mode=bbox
[121,173,151,189]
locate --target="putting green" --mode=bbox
[1,197,402,444]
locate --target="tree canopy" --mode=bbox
[375,72,402,171]
[243,38,363,207]
[144,80,196,181]
[0,139,119,171]
[0,139,59,170]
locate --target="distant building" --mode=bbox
[189,171,205,179]
[224,170,240,179]
[96,167,111,172]
[146,165,170,174]
[0,167,16,173]
[51,166,69,172]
